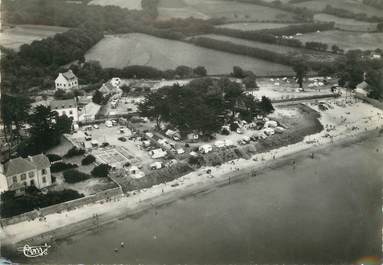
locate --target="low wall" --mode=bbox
[0,187,122,227]
[356,95,383,110]
[272,93,337,103]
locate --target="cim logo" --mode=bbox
[17,243,51,258]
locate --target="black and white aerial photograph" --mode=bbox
[0,0,382,264]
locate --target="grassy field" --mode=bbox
[294,30,383,51]
[157,0,296,22]
[88,0,142,10]
[194,34,337,63]
[294,0,383,18]
[85,33,294,75]
[314,13,378,27]
[0,24,68,51]
[215,22,299,31]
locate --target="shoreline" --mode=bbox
[2,100,383,255]
[2,125,381,254]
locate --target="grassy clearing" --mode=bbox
[294,0,383,18]
[158,0,296,22]
[294,30,383,51]
[88,0,142,10]
[195,34,337,63]
[0,24,68,51]
[85,33,294,75]
[215,22,300,31]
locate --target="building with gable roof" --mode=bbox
[50,98,79,122]
[55,69,79,90]
[0,154,51,193]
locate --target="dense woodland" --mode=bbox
[138,77,274,137]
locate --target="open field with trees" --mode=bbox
[193,34,337,63]
[88,0,142,10]
[157,0,297,22]
[0,25,69,51]
[294,30,383,51]
[85,33,294,75]
[215,22,301,31]
[294,0,383,18]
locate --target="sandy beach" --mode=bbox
[1,100,383,248]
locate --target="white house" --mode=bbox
[55,70,79,90]
[50,98,79,122]
[0,154,51,193]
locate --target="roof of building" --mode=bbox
[50,99,77,110]
[30,154,50,170]
[357,81,369,90]
[99,81,119,94]
[61,70,77,81]
[79,102,101,120]
[3,154,50,177]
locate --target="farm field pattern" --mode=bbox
[294,0,383,18]
[294,30,383,51]
[194,34,338,63]
[84,33,294,75]
[88,0,142,10]
[0,24,68,51]
[157,0,296,22]
[215,22,301,31]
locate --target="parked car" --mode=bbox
[118,137,127,142]
[93,124,99,129]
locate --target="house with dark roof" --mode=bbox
[0,154,51,192]
[55,69,78,90]
[50,98,79,122]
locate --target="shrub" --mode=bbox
[188,156,204,167]
[91,164,112,178]
[1,189,84,218]
[51,162,78,173]
[64,147,85,158]
[46,154,62,162]
[81,155,96,165]
[63,170,91,183]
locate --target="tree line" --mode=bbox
[189,36,328,70]
[213,23,334,51]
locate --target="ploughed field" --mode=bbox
[88,0,142,10]
[215,22,301,31]
[0,24,69,51]
[294,0,383,18]
[294,30,383,51]
[157,0,296,22]
[84,33,294,75]
[193,34,338,63]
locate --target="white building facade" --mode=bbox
[50,98,79,122]
[0,154,52,193]
[55,70,79,90]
